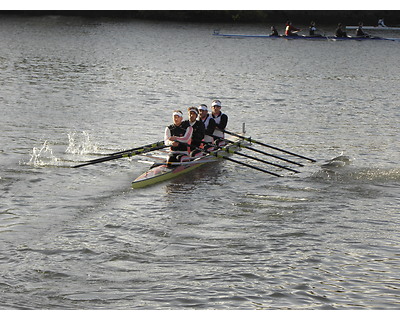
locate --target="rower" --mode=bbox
[356,22,369,37]
[164,110,193,163]
[335,23,348,38]
[183,106,205,156]
[309,21,322,37]
[198,104,216,144]
[378,18,387,27]
[285,21,300,36]
[270,26,279,37]
[211,99,228,146]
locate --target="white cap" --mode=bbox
[173,111,183,117]
[198,104,208,111]
[211,100,221,107]
[188,107,199,115]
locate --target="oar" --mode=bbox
[107,141,165,156]
[221,145,300,173]
[188,144,282,177]
[209,149,282,177]
[223,130,317,163]
[73,144,166,168]
[212,135,304,167]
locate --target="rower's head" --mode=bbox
[187,107,199,122]
[198,104,208,118]
[211,99,222,115]
[172,110,183,125]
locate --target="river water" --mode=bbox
[1,15,399,310]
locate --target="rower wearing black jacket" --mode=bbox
[184,106,205,155]
[198,104,216,143]
[164,110,193,163]
[309,21,322,37]
[211,99,228,141]
[335,23,348,38]
[356,22,369,37]
[270,26,279,36]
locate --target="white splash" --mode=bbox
[66,131,98,155]
[321,153,353,169]
[27,141,59,167]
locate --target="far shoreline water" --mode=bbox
[1,10,400,26]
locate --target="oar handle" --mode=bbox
[223,130,317,163]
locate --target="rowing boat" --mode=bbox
[346,26,400,31]
[212,31,400,42]
[131,137,246,189]
[73,125,316,188]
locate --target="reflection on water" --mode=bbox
[164,162,226,194]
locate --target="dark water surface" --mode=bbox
[1,16,399,309]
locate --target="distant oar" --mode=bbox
[223,130,317,163]
[213,135,303,167]
[73,144,166,168]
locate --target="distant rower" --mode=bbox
[309,21,322,37]
[377,18,387,27]
[356,22,370,37]
[285,21,300,36]
[335,23,348,38]
[270,26,279,36]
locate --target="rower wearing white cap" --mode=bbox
[378,18,386,27]
[164,110,193,163]
[211,99,228,140]
[183,106,205,155]
[198,104,216,144]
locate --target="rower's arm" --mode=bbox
[216,114,228,130]
[205,118,216,136]
[164,127,174,146]
[175,126,193,144]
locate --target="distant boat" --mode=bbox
[346,26,400,31]
[212,30,400,42]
